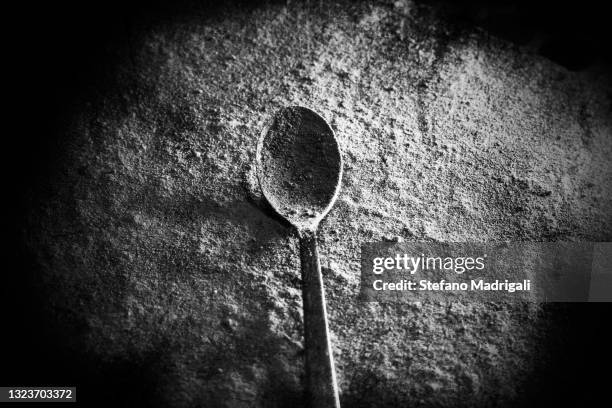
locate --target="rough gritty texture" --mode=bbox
[24,1,612,407]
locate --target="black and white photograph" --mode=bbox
[3,0,612,406]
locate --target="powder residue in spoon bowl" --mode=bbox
[257,106,342,230]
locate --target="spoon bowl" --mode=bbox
[256,106,343,231]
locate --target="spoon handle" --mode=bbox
[299,230,341,408]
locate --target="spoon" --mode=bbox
[256,106,343,408]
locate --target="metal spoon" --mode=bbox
[256,106,342,408]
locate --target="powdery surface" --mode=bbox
[26,1,612,407]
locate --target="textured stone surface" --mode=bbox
[23,1,612,407]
